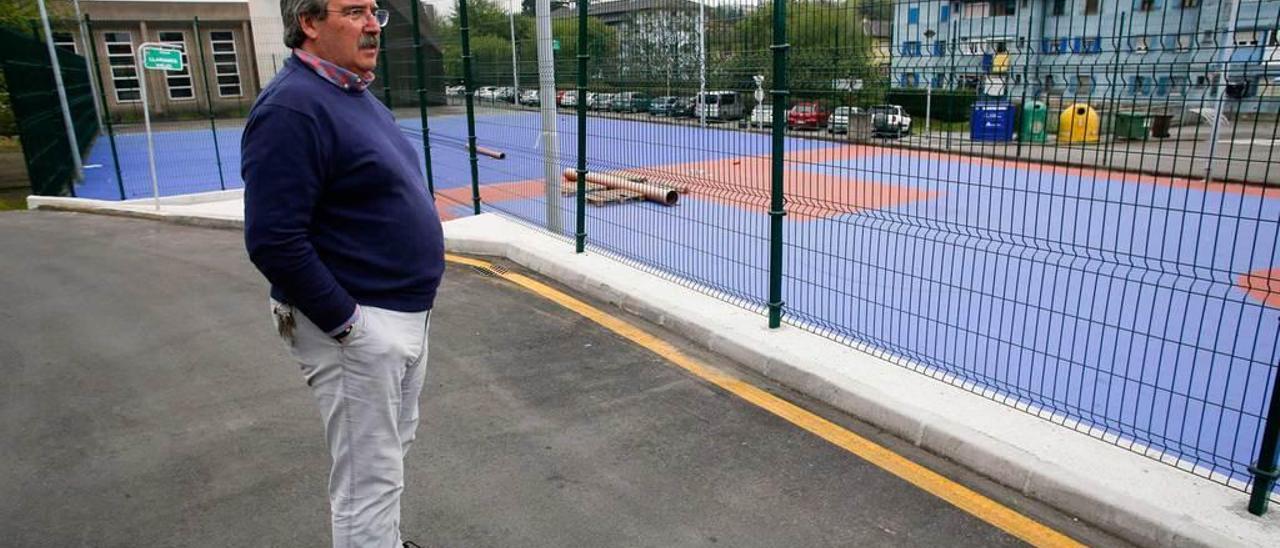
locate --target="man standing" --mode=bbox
[241,0,443,546]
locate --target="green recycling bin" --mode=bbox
[1113,112,1151,140]
[1020,100,1048,143]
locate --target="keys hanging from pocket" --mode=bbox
[273,304,296,344]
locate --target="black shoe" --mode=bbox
[403,542,423,548]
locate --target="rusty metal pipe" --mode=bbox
[475,146,506,159]
[562,169,679,206]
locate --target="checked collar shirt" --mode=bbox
[292,48,376,92]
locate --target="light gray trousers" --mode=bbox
[273,300,431,548]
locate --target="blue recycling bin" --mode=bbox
[970,101,1016,142]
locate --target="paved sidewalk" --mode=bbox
[22,192,1280,546]
[1,211,1095,546]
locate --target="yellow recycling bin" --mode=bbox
[1058,103,1100,144]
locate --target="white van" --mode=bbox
[696,91,744,121]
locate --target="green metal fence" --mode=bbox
[0,23,97,196]
[436,0,1280,511]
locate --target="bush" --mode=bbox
[883,89,979,123]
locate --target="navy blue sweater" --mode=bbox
[242,56,443,333]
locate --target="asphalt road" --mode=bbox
[0,211,1125,547]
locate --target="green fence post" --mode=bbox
[379,28,392,108]
[193,17,225,191]
[1248,354,1280,515]
[459,0,482,215]
[410,0,435,195]
[574,0,589,253]
[85,14,126,200]
[767,0,789,329]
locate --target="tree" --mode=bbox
[710,1,884,105]
[548,17,617,83]
[0,0,73,30]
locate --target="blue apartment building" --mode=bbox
[889,0,1280,113]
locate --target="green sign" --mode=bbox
[142,47,183,71]
[552,39,560,51]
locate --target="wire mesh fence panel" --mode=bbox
[431,0,1280,498]
[0,22,97,197]
[848,0,1280,496]
[85,16,259,199]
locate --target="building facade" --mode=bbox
[890,0,1280,113]
[553,0,702,83]
[68,0,261,118]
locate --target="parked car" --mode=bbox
[739,103,774,127]
[496,87,517,103]
[519,89,539,106]
[696,90,744,121]
[444,85,466,96]
[673,97,697,117]
[826,106,863,134]
[611,92,651,113]
[588,93,611,110]
[561,90,579,107]
[556,90,567,105]
[869,104,912,137]
[475,86,499,101]
[787,101,830,130]
[649,96,681,116]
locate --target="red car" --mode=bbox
[787,102,830,130]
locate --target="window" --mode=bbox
[1085,0,1100,14]
[157,31,194,101]
[1168,76,1186,95]
[1135,0,1160,12]
[1180,0,1199,7]
[908,7,919,25]
[1044,74,1062,95]
[1176,34,1192,52]
[1085,37,1103,53]
[963,2,988,18]
[1131,75,1150,95]
[939,5,950,23]
[1076,75,1094,95]
[1052,0,1066,16]
[1129,36,1150,53]
[1236,31,1261,47]
[933,40,947,56]
[209,31,242,97]
[52,31,77,53]
[105,31,139,103]
[1155,76,1170,96]
[1202,31,1216,45]
[992,0,1016,16]
[901,41,922,56]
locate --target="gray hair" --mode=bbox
[281,0,329,48]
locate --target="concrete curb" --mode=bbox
[28,196,244,231]
[20,200,1280,546]
[441,213,1280,548]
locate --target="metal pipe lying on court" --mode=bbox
[614,168,694,194]
[475,146,506,159]
[562,169,679,206]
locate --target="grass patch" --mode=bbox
[0,136,20,153]
[0,188,27,211]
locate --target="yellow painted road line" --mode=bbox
[447,253,1084,548]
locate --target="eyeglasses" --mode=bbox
[326,7,390,27]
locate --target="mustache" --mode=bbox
[358,33,378,48]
